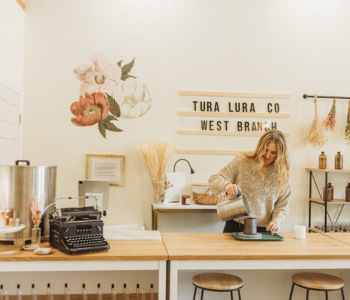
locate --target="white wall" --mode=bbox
[0,0,24,89]
[19,1,350,298]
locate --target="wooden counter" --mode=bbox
[162,232,350,260]
[0,240,168,261]
[323,233,350,246]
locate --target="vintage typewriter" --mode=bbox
[49,196,110,254]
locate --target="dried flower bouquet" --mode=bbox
[137,141,174,202]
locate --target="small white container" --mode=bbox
[294,225,306,239]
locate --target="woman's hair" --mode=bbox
[244,129,290,188]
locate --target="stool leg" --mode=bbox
[193,287,197,300]
[306,289,309,300]
[200,288,204,300]
[238,289,242,300]
[289,283,295,300]
[341,288,345,300]
[325,291,328,300]
[230,291,233,300]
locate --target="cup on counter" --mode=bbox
[294,225,306,239]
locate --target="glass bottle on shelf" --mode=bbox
[97,283,103,300]
[323,183,334,201]
[136,284,140,300]
[111,284,117,300]
[319,152,327,169]
[64,284,69,300]
[17,285,22,300]
[31,284,37,300]
[82,284,88,300]
[346,183,350,202]
[335,152,343,169]
[150,284,154,300]
[141,289,145,300]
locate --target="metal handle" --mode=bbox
[15,160,30,166]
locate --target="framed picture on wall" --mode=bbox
[86,154,125,186]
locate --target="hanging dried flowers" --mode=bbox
[323,98,336,132]
[302,94,328,149]
[345,101,350,145]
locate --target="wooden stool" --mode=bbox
[289,272,345,300]
[192,272,243,300]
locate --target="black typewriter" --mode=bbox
[49,198,110,254]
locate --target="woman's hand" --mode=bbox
[266,221,279,232]
[224,183,241,196]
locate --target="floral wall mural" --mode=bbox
[70,53,152,138]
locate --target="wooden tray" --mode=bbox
[232,232,284,241]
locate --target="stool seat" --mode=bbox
[192,272,243,291]
[292,272,345,290]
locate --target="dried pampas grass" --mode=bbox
[345,101,350,145]
[302,94,328,149]
[137,141,174,202]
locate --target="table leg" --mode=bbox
[158,260,167,300]
[169,260,178,300]
[154,210,158,231]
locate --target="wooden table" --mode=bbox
[323,233,350,245]
[0,241,168,300]
[152,203,217,230]
[162,232,350,300]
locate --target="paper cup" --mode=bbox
[294,225,306,239]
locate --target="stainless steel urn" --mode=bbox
[0,160,56,241]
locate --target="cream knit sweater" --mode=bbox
[209,154,291,227]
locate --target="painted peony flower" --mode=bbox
[73,53,122,96]
[70,92,110,126]
[112,78,152,119]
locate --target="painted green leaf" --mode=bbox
[117,60,123,67]
[106,93,121,118]
[98,121,107,139]
[122,58,135,76]
[103,120,123,132]
[104,115,118,122]
[121,74,137,81]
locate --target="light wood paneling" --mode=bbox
[177,130,290,137]
[161,233,350,260]
[178,91,290,99]
[0,241,168,261]
[177,112,290,118]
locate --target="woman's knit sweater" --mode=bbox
[209,154,291,227]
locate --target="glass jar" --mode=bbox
[319,152,327,169]
[335,152,343,169]
[346,183,350,202]
[323,183,334,201]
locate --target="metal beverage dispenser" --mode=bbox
[0,160,57,241]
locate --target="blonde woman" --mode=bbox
[209,129,291,233]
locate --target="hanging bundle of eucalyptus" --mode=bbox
[345,101,350,145]
[302,94,328,148]
[323,98,336,132]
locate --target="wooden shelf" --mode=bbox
[309,227,325,233]
[309,199,350,205]
[306,168,350,173]
[8,294,158,300]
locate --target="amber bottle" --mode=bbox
[335,152,343,169]
[346,183,350,202]
[319,152,327,169]
[323,183,334,201]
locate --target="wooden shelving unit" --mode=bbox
[306,168,350,233]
